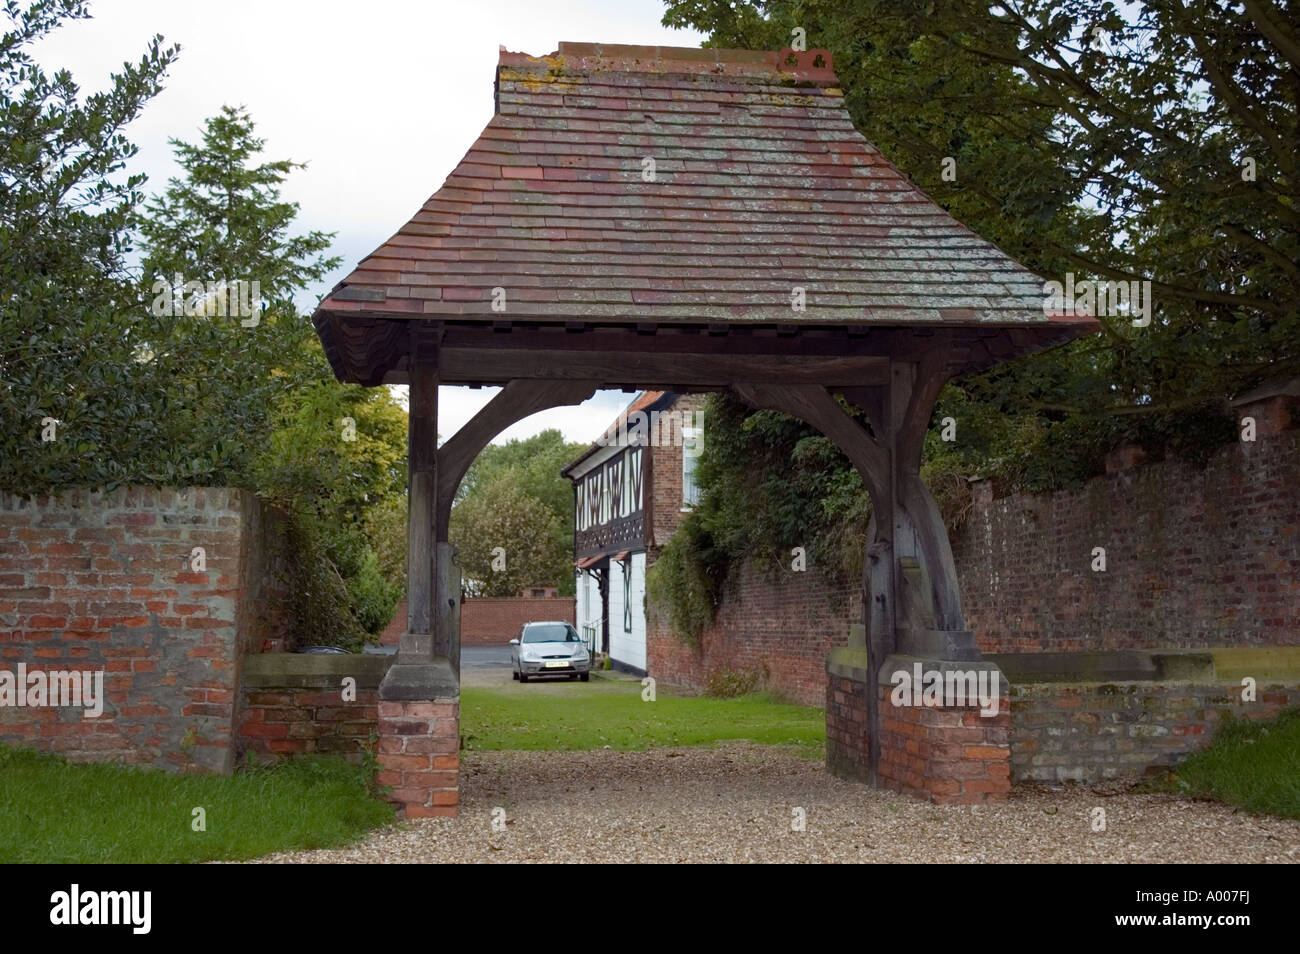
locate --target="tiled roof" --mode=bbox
[597,389,665,443]
[315,42,1096,333]
[560,389,673,476]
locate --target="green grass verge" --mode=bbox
[1149,707,1300,819]
[461,680,825,753]
[0,746,395,863]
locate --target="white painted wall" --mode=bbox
[608,552,646,672]
[575,570,599,651]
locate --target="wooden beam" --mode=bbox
[416,350,890,388]
[316,315,1075,388]
[863,511,891,788]
[403,321,442,661]
[901,472,966,632]
[886,356,966,635]
[897,350,949,472]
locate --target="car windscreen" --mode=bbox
[522,624,578,643]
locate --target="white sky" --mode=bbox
[32,0,706,446]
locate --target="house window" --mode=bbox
[681,427,702,509]
[622,558,632,633]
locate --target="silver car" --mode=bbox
[511,621,591,682]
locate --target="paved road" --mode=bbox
[366,643,585,687]
[463,644,512,671]
[463,643,514,687]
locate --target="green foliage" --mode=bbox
[348,549,401,634]
[276,514,363,650]
[704,668,763,698]
[251,378,407,513]
[136,108,403,648]
[260,384,406,649]
[450,472,569,598]
[457,428,582,517]
[362,491,408,594]
[647,0,1290,623]
[0,13,405,652]
[139,104,339,305]
[0,0,180,490]
[645,520,717,646]
[451,429,585,597]
[647,394,872,643]
[136,104,342,488]
[0,744,393,863]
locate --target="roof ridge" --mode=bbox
[497,42,837,83]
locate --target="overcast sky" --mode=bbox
[34,0,707,446]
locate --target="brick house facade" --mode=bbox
[565,391,705,674]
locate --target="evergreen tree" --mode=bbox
[0,0,177,492]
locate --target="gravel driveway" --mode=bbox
[253,743,1299,864]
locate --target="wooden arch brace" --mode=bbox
[399,320,600,673]
[732,358,967,645]
[434,379,600,540]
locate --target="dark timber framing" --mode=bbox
[312,41,1097,783]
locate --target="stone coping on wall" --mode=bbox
[826,647,1006,684]
[828,646,1300,687]
[242,652,394,689]
[378,659,460,702]
[988,646,1300,686]
[874,654,1005,685]
[826,647,870,681]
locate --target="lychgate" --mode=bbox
[311,41,1096,816]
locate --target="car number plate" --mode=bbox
[544,660,568,668]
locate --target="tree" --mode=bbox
[662,0,1295,479]
[0,0,178,492]
[251,374,408,625]
[454,429,586,595]
[0,6,406,648]
[132,105,410,648]
[450,473,570,598]
[136,104,341,486]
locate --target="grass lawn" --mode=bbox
[461,679,825,753]
[0,746,395,863]
[1150,707,1300,819]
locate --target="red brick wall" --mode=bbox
[649,414,1300,700]
[876,684,1012,804]
[827,657,1300,789]
[376,700,459,818]
[824,666,1012,803]
[0,487,289,772]
[1009,680,1300,782]
[825,672,871,779]
[381,597,575,647]
[647,557,858,706]
[954,425,1300,654]
[240,686,380,760]
[647,393,706,549]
